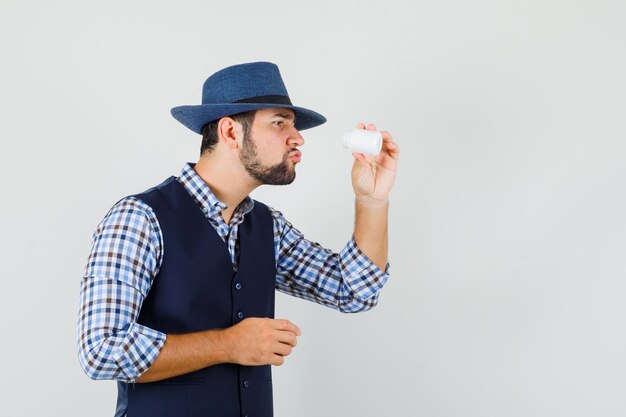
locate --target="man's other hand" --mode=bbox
[224,318,302,366]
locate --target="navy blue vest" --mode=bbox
[118,176,276,417]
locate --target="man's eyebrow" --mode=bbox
[272,113,294,119]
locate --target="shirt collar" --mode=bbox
[177,162,254,219]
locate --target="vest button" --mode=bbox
[243,380,250,388]
[237,311,244,319]
[235,282,242,290]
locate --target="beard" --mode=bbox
[239,133,297,185]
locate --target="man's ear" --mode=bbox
[217,117,241,150]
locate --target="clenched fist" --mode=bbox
[223,318,302,366]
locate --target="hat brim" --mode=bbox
[171,103,326,134]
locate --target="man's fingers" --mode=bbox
[380,130,393,141]
[275,330,298,347]
[272,318,302,336]
[270,354,285,366]
[379,131,399,157]
[272,341,293,357]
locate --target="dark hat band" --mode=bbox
[232,95,293,106]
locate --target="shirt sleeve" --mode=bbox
[270,207,390,313]
[77,196,166,382]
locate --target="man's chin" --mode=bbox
[270,172,296,186]
[245,160,297,186]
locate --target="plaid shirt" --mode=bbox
[78,163,389,382]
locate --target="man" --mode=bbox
[78,61,399,417]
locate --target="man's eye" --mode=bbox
[273,121,283,126]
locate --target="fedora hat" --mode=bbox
[171,62,327,134]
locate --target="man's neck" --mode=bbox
[193,154,259,224]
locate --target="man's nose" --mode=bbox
[288,128,305,147]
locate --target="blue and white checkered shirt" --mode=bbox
[78,163,389,382]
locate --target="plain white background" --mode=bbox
[2,0,626,416]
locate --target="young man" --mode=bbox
[78,61,399,417]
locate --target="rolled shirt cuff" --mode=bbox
[339,235,390,301]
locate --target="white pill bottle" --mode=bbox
[343,129,383,156]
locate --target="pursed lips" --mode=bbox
[288,150,302,162]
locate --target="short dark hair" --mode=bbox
[200,111,256,156]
